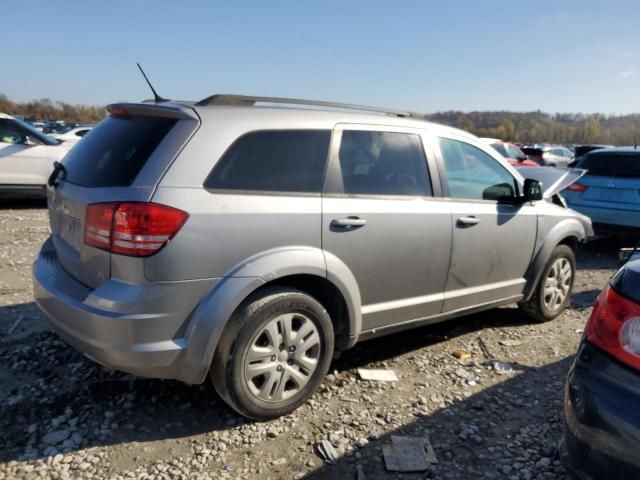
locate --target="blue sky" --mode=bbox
[3,0,639,113]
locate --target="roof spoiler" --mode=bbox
[194,94,425,119]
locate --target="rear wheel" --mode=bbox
[210,287,334,420]
[520,245,576,322]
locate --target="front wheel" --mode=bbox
[210,287,334,420]
[520,245,576,322]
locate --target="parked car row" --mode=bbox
[564,147,640,232]
[481,139,578,168]
[0,113,92,196]
[520,144,575,168]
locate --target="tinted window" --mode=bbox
[205,130,330,193]
[507,145,525,159]
[75,129,89,137]
[0,119,27,144]
[579,153,640,178]
[491,143,507,156]
[440,138,516,201]
[0,118,59,146]
[337,131,431,196]
[62,115,177,187]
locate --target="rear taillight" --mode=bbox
[565,182,587,193]
[585,284,640,370]
[84,202,188,257]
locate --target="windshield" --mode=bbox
[0,118,60,145]
[6,117,61,145]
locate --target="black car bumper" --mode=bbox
[563,341,640,479]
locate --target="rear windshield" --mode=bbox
[578,153,640,178]
[62,115,177,187]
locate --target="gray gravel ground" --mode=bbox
[0,199,624,479]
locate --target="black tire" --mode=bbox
[210,287,334,420]
[520,244,576,323]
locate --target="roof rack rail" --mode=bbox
[195,94,423,118]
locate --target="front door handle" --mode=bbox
[457,216,479,227]
[331,217,367,228]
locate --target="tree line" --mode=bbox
[0,94,106,124]
[2,94,639,145]
[426,110,640,146]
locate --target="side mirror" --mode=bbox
[523,178,543,202]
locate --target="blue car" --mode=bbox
[563,147,640,232]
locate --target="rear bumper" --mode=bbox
[565,203,640,229]
[563,342,640,479]
[32,238,217,383]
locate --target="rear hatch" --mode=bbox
[570,152,640,209]
[47,103,199,288]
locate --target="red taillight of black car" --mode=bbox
[585,284,640,370]
[85,202,188,257]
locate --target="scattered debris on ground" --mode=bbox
[356,368,399,382]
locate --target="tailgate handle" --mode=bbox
[457,216,479,227]
[331,217,367,228]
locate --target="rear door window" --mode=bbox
[62,115,177,187]
[337,130,432,196]
[204,130,331,193]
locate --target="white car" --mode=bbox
[51,126,93,143]
[0,113,74,196]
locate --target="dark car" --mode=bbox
[569,145,614,167]
[563,254,640,479]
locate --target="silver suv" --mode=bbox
[33,95,592,419]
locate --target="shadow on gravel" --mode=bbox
[306,356,575,479]
[576,235,633,271]
[0,197,47,210]
[332,306,532,373]
[1,303,547,464]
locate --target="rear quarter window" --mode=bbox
[204,130,331,193]
[62,115,177,187]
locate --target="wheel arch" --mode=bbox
[178,246,361,384]
[522,219,585,302]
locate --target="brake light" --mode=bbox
[585,284,640,370]
[107,105,130,118]
[84,202,188,257]
[565,182,587,193]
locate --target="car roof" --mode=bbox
[0,113,14,120]
[130,96,476,141]
[586,146,640,155]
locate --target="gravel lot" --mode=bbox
[0,200,624,480]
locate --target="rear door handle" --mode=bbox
[457,216,479,227]
[331,217,367,228]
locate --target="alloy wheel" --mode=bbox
[543,258,573,312]
[243,313,321,402]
